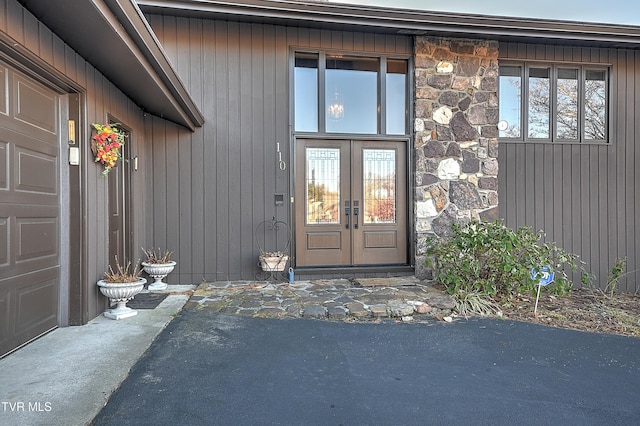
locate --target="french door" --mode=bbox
[295,139,407,267]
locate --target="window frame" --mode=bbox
[499,61,611,144]
[292,49,412,137]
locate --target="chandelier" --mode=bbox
[327,89,344,120]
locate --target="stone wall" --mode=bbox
[413,37,500,279]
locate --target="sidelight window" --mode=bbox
[294,53,319,133]
[499,63,609,143]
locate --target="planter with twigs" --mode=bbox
[141,248,176,291]
[97,257,146,320]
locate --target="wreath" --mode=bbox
[91,123,125,175]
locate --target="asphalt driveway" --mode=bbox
[93,311,640,425]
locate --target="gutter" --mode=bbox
[136,0,640,48]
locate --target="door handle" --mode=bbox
[345,207,350,229]
[344,200,350,229]
[353,200,359,229]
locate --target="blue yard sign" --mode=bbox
[532,266,555,315]
[531,266,555,287]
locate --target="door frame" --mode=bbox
[292,135,412,270]
[107,116,133,271]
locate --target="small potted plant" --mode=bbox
[97,257,146,320]
[258,250,289,272]
[141,248,176,291]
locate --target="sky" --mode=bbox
[328,0,640,26]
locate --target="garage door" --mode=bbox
[0,62,60,357]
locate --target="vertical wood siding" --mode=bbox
[145,15,412,282]
[1,0,147,320]
[499,42,639,292]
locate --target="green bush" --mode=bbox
[426,220,584,298]
[453,288,501,318]
[606,257,627,297]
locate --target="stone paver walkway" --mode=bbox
[186,276,455,322]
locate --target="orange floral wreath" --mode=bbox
[91,123,125,175]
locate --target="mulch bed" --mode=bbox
[497,288,640,337]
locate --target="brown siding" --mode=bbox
[145,15,412,282]
[1,0,148,321]
[498,42,639,292]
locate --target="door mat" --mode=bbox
[351,277,420,287]
[128,292,169,309]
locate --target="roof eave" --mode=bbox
[136,0,640,49]
[107,0,205,129]
[19,0,204,130]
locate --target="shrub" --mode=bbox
[426,220,584,298]
[606,257,627,297]
[454,289,501,318]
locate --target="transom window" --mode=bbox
[294,52,408,135]
[499,63,609,143]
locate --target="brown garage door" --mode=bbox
[0,63,60,357]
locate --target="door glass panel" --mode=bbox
[306,148,340,224]
[326,56,378,134]
[363,149,396,224]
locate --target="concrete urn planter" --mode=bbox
[97,278,146,320]
[141,261,176,291]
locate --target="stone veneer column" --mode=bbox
[413,37,500,279]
